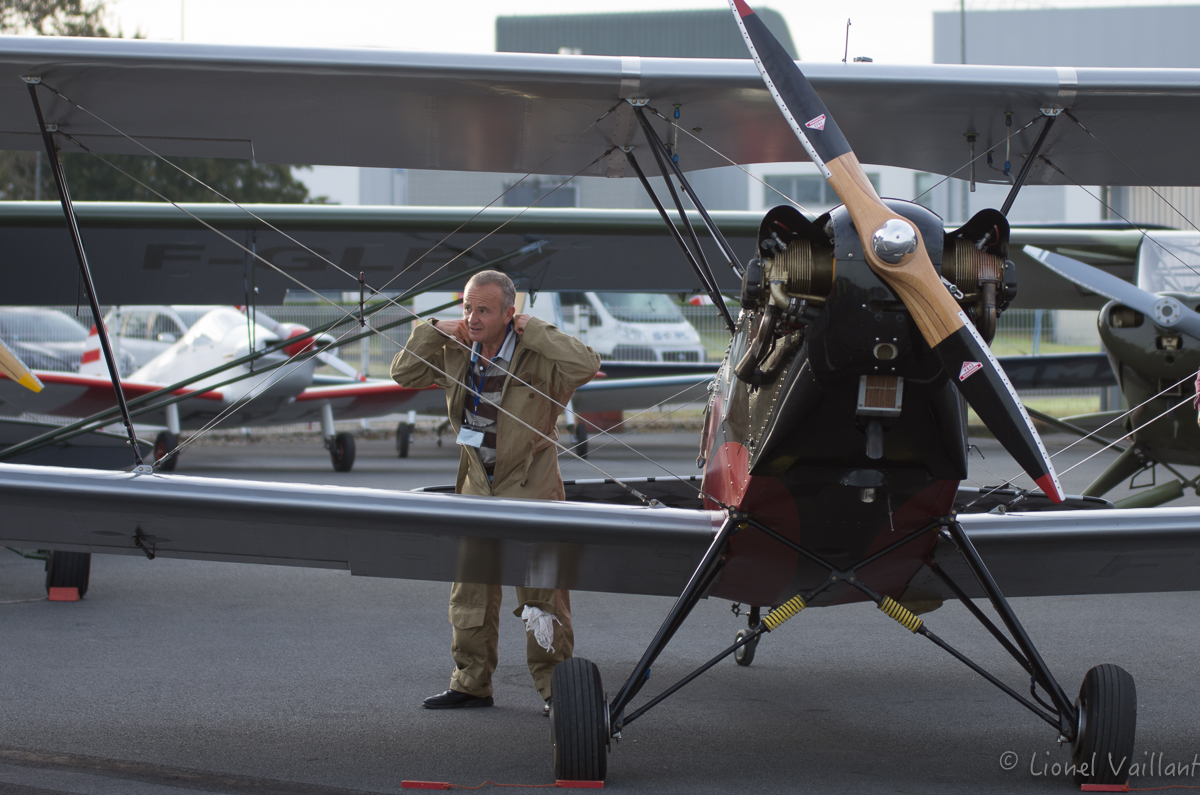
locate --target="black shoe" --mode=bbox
[423,689,494,709]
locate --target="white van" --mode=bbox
[412,291,706,362]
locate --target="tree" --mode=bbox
[0,0,328,204]
[0,0,110,37]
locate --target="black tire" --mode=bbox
[154,430,179,472]
[45,551,91,598]
[396,421,410,458]
[573,423,589,459]
[331,432,356,472]
[551,657,608,782]
[734,627,759,667]
[1072,664,1137,786]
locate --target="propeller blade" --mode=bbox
[730,0,1063,502]
[315,350,368,382]
[1026,246,1200,339]
[0,336,43,393]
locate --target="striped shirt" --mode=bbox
[463,328,517,478]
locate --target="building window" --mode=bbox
[764,172,879,208]
[503,177,578,208]
[914,172,936,210]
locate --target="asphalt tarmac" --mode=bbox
[1,431,1197,794]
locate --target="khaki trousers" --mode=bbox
[448,583,573,700]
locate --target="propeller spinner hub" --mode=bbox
[1153,296,1184,327]
[871,219,918,265]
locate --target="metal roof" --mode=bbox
[496,8,798,60]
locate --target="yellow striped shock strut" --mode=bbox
[760,594,807,631]
[879,596,924,633]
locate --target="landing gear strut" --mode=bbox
[580,514,1135,787]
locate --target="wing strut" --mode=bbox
[624,148,735,334]
[1000,112,1058,216]
[633,107,745,278]
[624,111,736,333]
[24,78,144,468]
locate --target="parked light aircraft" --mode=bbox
[3,6,1200,785]
[0,297,714,472]
[1007,238,1200,510]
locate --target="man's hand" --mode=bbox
[431,318,472,347]
[513,314,532,335]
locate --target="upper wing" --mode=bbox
[2,36,1200,184]
[0,462,724,598]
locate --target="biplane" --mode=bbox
[2,2,1200,784]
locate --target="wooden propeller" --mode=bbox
[729,0,1063,502]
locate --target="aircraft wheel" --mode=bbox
[1072,664,1137,786]
[45,551,91,598]
[396,421,410,458]
[573,423,589,459]
[154,430,179,472]
[551,657,608,782]
[331,432,356,472]
[734,627,759,667]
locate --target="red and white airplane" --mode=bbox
[1,305,444,471]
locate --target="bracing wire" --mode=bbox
[41,82,620,299]
[556,377,713,459]
[53,124,708,502]
[655,106,1043,212]
[962,372,1198,509]
[1063,109,1200,237]
[1037,154,1200,291]
[54,113,710,498]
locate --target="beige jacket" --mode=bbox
[391,317,600,499]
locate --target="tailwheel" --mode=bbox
[1072,664,1137,786]
[330,432,356,472]
[733,627,759,667]
[550,657,608,782]
[45,551,90,598]
[154,430,179,472]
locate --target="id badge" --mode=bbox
[457,426,485,448]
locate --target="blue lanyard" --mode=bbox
[468,323,512,419]
[468,345,484,418]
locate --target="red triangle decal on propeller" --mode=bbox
[733,0,754,18]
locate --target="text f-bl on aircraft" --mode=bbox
[3,2,1200,785]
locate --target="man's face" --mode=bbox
[462,282,515,346]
